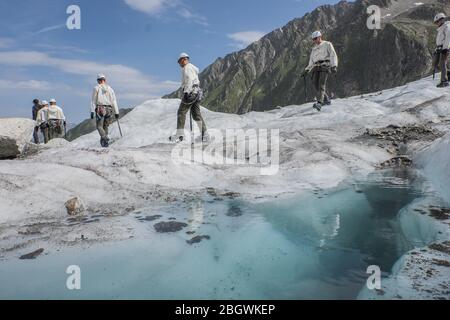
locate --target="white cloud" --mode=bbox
[0,38,15,49]
[177,8,209,26]
[0,79,52,91]
[0,51,179,102]
[123,0,168,14]
[124,0,208,26]
[35,44,88,54]
[32,24,66,35]
[228,31,266,49]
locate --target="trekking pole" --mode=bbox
[64,122,67,140]
[433,53,438,80]
[190,108,194,144]
[303,75,308,104]
[117,118,123,138]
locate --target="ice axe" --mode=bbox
[116,117,123,138]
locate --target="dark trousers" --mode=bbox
[40,125,50,144]
[311,66,330,103]
[434,50,450,83]
[48,120,63,141]
[440,51,449,83]
[33,127,40,144]
[177,93,207,135]
[96,106,114,139]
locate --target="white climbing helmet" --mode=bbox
[434,13,446,23]
[97,73,106,80]
[41,100,49,106]
[311,30,322,39]
[178,52,190,62]
[49,98,56,104]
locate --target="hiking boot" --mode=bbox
[100,137,110,148]
[194,132,210,144]
[169,135,185,143]
[202,132,210,143]
[313,102,323,112]
[437,81,449,88]
[173,136,184,143]
[323,98,332,106]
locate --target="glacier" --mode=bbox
[0,76,449,299]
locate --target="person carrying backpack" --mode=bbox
[47,99,66,141]
[91,74,119,148]
[302,31,338,112]
[36,100,50,144]
[170,53,208,143]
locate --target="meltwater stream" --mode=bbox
[0,170,442,299]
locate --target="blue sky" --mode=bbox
[0,0,341,123]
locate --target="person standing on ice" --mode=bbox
[434,13,450,88]
[36,100,50,144]
[47,99,66,141]
[302,31,338,112]
[91,74,119,148]
[32,99,42,144]
[170,53,208,143]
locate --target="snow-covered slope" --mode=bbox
[0,76,449,299]
[0,76,449,225]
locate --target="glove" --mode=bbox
[331,66,338,74]
[91,112,95,120]
[115,114,120,120]
[64,121,67,127]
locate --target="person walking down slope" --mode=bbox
[32,99,42,144]
[36,100,50,144]
[302,31,338,112]
[170,53,208,143]
[91,74,119,148]
[47,99,66,141]
[434,13,450,88]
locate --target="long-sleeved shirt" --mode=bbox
[91,84,119,114]
[436,21,450,50]
[181,63,200,94]
[36,107,49,126]
[306,40,338,71]
[47,105,65,121]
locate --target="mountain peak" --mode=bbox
[167,0,448,114]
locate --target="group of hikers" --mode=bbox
[30,12,450,147]
[32,98,66,144]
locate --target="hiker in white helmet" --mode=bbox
[302,30,338,111]
[170,53,208,143]
[91,74,119,148]
[434,13,450,87]
[36,100,50,144]
[47,99,66,141]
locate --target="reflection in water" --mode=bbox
[0,169,441,300]
[187,199,205,232]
